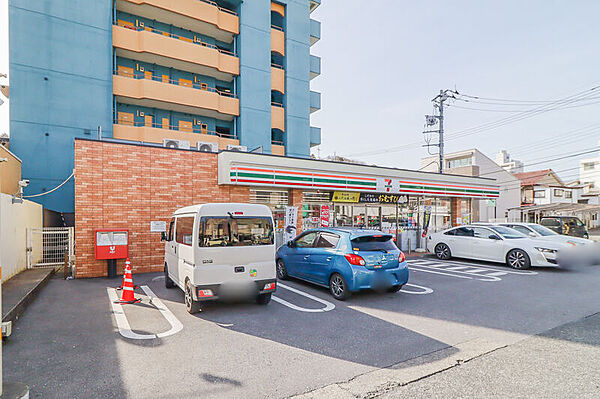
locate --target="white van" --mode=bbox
[162,203,277,313]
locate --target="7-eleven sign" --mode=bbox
[376,178,398,193]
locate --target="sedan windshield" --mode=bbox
[489,226,528,239]
[528,224,559,237]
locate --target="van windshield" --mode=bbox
[199,217,273,247]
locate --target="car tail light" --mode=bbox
[345,254,366,266]
[398,251,406,263]
[198,289,213,298]
[263,282,276,291]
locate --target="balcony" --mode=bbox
[113,24,239,82]
[310,126,321,147]
[310,19,320,45]
[271,26,285,56]
[271,103,285,131]
[271,144,285,156]
[113,121,239,149]
[310,55,320,80]
[310,91,321,113]
[113,73,239,121]
[271,64,285,94]
[116,0,239,43]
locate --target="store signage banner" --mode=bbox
[284,206,298,243]
[331,191,360,203]
[320,205,330,227]
[422,206,432,238]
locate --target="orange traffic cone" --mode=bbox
[115,258,141,304]
[116,259,139,290]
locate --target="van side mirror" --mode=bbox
[161,232,167,241]
[287,240,295,248]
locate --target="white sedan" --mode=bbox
[427,225,570,269]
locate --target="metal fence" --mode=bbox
[27,227,74,270]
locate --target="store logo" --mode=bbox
[109,246,116,254]
[384,179,393,192]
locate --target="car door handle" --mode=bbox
[326,257,332,261]
[304,255,310,260]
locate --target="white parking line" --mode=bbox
[152,275,165,282]
[409,264,501,282]
[272,283,336,313]
[431,259,539,275]
[400,283,434,295]
[107,286,183,340]
[408,267,474,280]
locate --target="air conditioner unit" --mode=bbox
[196,142,219,153]
[163,139,190,149]
[227,145,248,152]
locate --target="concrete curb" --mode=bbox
[289,339,508,399]
[2,269,55,325]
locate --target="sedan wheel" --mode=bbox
[276,259,288,280]
[435,243,451,260]
[507,249,531,270]
[329,273,351,301]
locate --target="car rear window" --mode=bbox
[351,235,397,252]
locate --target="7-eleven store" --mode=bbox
[219,152,500,250]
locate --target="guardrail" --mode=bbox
[114,120,237,139]
[115,71,237,98]
[115,23,237,56]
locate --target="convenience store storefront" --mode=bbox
[218,152,500,250]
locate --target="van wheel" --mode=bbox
[276,259,289,280]
[164,264,175,289]
[329,273,351,301]
[184,280,201,314]
[256,293,272,305]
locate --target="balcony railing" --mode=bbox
[271,62,284,70]
[271,140,284,146]
[271,24,284,32]
[115,71,237,98]
[115,23,237,56]
[271,101,284,108]
[114,119,236,139]
[198,0,237,15]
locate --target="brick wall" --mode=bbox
[74,139,250,278]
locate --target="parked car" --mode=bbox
[540,216,589,239]
[428,225,570,269]
[276,228,409,300]
[499,222,593,246]
[162,203,277,314]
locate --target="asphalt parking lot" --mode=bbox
[5,256,600,399]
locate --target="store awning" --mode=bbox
[218,151,500,199]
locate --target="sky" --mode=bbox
[1,1,599,180]
[309,0,600,180]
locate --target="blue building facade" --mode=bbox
[9,0,321,214]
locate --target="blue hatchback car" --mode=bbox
[276,228,409,300]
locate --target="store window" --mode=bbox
[250,189,289,247]
[302,191,331,230]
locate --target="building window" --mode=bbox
[565,191,573,199]
[447,157,472,169]
[553,189,563,197]
[534,191,546,198]
[583,162,596,171]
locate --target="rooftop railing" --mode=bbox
[115,23,237,57]
[114,119,237,139]
[115,71,237,98]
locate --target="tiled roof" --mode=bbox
[512,169,553,186]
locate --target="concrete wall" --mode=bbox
[0,145,22,195]
[0,194,43,281]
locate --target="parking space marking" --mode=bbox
[400,283,434,295]
[151,275,165,282]
[409,264,501,282]
[272,283,336,313]
[408,267,475,280]
[434,259,539,275]
[106,286,183,340]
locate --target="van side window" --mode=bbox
[200,217,229,247]
[175,216,195,246]
[168,218,175,241]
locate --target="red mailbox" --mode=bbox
[95,229,129,260]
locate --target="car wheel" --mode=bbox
[256,293,272,305]
[164,264,175,289]
[184,280,201,314]
[507,249,531,270]
[329,273,351,301]
[584,233,590,239]
[435,243,451,260]
[276,259,288,280]
[387,285,403,293]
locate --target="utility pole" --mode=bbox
[423,89,455,174]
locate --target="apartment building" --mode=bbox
[9,0,322,216]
